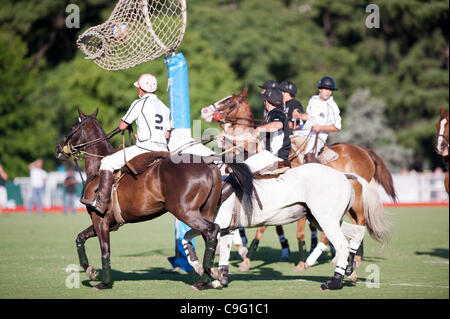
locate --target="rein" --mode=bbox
[61,115,121,188]
[213,96,263,127]
[62,115,121,159]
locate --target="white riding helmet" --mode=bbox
[133,74,157,93]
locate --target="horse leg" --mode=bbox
[276,225,290,262]
[179,213,219,291]
[313,215,349,291]
[341,221,366,283]
[90,213,114,290]
[182,229,202,275]
[306,237,330,268]
[349,181,366,267]
[310,224,318,252]
[231,229,248,260]
[75,225,98,280]
[211,231,234,288]
[239,225,266,272]
[294,217,308,271]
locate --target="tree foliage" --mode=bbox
[0,0,448,177]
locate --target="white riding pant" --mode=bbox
[99,145,155,172]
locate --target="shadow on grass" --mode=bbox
[81,266,358,289]
[415,248,449,259]
[229,246,337,269]
[81,267,198,288]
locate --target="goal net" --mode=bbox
[77,0,187,70]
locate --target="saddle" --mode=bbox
[82,151,169,223]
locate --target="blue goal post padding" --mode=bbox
[165,52,191,130]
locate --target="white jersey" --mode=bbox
[122,93,171,151]
[30,167,47,188]
[298,95,341,144]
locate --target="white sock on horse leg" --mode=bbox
[306,242,328,266]
[218,233,234,267]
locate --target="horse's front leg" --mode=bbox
[75,225,97,280]
[91,213,113,290]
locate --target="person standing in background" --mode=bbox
[0,164,8,216]
[27,159,47,215]
[63,170,78,215]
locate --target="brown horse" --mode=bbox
[201,87,397,270]
[55,108,255,290]
[435,106,449,194]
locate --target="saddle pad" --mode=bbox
[318,147,339,165]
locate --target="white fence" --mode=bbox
[377,169,448,204]
[5,169,449,209]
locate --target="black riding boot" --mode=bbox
[80,170,113,215]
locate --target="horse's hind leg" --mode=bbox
[76,225,97,280]
[341,221,366,282]
[313,214,349,290]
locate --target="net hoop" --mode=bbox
[77,0,187,70]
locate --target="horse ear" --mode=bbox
[78,107,86,119]
[440,106,445,115]
[240,86,248,97]
[92,108,99,118]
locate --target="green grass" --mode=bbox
[0,206,448,299]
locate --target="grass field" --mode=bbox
[0,206,448,299]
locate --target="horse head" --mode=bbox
[200,86,252,127]
[435,106,449,157]
[55,107,105,161]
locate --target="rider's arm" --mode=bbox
[254,121,283,136]
[312,124,340,133]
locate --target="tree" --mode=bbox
[329,89,413,172]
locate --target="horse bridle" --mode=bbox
[212,96,259,127]
[61,115,120,159]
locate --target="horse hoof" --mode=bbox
[320,273,344,291]
[211,280,224,289]
[238,258,250,272]
[86,266,97,280]
[211,267,219,280]
[92,282,109,290]
[294,262,307,272]
[238,264,250,272]
[348,271,358,283]
[191,281,213,291]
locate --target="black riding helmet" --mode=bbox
[259,80,279,90]
[259,87,283,107]
[318,76,338,90]
[279,80,297,96]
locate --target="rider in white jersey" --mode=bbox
[81,74,171,215]
[292,76,341,160]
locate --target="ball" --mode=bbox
[111,23,128,40]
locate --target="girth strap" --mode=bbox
[111,173,126,225]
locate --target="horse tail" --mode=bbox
[224,161,255,213]
[366,148,398,203]
[346,173,391,245]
